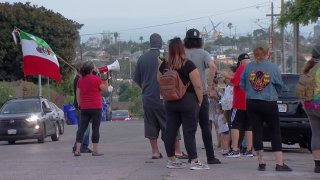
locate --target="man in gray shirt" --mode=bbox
[184,28,221,164]
[133,33,186,159]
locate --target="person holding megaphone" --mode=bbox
[74,60,108,157]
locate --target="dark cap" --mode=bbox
[150,33,162,49]
[185,28,202,39]
[312,45,320,58]
[236,53,250,67]
[238,53,250,61]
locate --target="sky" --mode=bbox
[4,0,317,42]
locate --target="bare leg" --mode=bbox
[75,142,81,153]
[245,131,253,150]
[231,129,240,151]
[92,143,99,153]
[150,138,161,156]
[175,140,183,155]
[256,150,266,164]
[313,150,320,160]
[274,151,284,165]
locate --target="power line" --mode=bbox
[80,1,269,37]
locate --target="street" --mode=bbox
[0,119,318,180]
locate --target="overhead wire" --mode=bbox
[80,1,270,37]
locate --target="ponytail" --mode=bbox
[303,59,317,74]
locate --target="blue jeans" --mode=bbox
[73,109,90,151]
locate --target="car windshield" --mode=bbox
[112,111,128,117]
[0,100,41,114]
[280,75,299,94]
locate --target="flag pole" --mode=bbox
[38,75,42,97]
[47,77,50,100]
[56,54,76,70]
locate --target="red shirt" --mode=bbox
[77,74,102,109]
[231,64,247,110]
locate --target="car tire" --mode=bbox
[51,122,60,141]
[59,121,64,135]
[8,140,15,145]
[37,123,46,143]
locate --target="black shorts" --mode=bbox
[230,109,252,131]
[143,106,181,140]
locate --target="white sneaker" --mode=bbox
[190,161,210,170]
[166,160,186,169]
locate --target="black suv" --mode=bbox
[0,97,61,144]
[263,74,312,150]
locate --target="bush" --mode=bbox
[0,82,15,107]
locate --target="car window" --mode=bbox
[0,100,41,114]
[280,75,299,93]
[42,100,51,110]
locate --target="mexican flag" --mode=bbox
[19,30,61,82]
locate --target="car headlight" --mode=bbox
[26,115,39,122]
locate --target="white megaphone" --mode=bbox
[98,60,120,73]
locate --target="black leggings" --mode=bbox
[199,95,215,160]
[164,92,199,160]
[76,109,101,143]
[246,99,282,151]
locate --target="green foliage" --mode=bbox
[0,2,82,81]
[279,0,320,26]
[51,76,74,96]
[117,82,143,116]
[118,83,141,102]
[0,82,15,107]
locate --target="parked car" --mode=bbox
[263,74,312,150]
[0,97,61,144]
[111,110,131,121]
[49,102,65,134]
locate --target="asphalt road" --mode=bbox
[0,119,318,180]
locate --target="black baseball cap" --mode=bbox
[185,28,202,39]
[238,53,250,61]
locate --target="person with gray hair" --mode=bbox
[72,61,91,154]
[133,33,187,160]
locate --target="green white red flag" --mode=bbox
[16,29,61,82]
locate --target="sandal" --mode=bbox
[176,152,188,159]
[92,152,104,156]
[74,151,81,157]
[151,153,163,159]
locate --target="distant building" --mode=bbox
[314,23,320,39]
[86,37,102,48]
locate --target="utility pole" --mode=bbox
[280,0,286,72]
[270,2,275,63]
[266,2,281,65]
[293,22,300,73]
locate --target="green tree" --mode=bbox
[0,2,82,81]
[279,0,320,26]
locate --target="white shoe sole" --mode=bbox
[166,165,186,169]
[190,166,210,170]
[225,155,240,158]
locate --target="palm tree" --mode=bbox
[227,23,233,37]
[139,36,143,44]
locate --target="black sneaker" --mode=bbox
[207,157,222,164]
[80,148,92,153]
[242,150,254,157]
[258,163,266,171]
[225,150,240,158]
[315,165,320,173]
[275,164,292,171]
